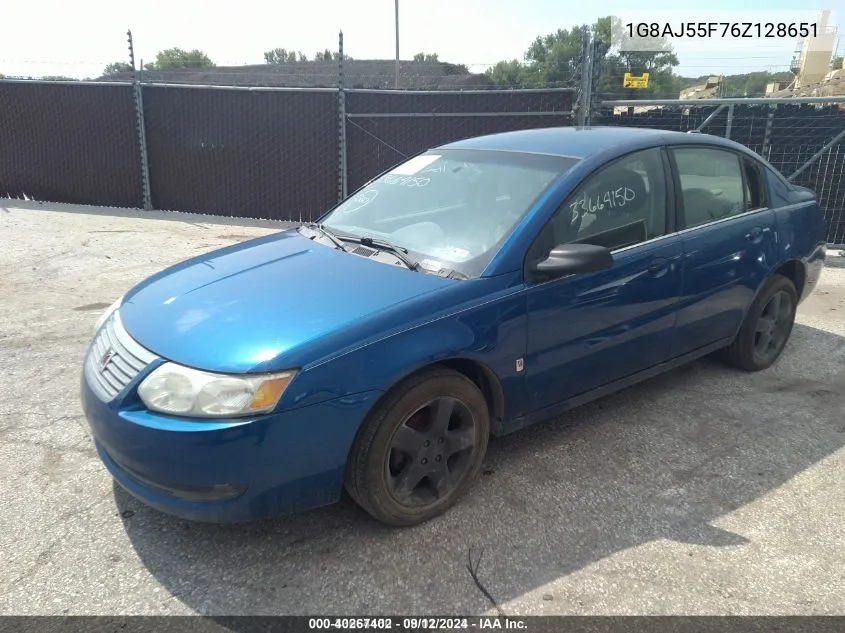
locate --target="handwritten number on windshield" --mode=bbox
[382,175,431,188]
[342,188,379,214]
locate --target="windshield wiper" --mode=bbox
[338,235,420,272]
[302,223,346,251]
[304,225,422,273]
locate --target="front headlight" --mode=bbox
[94,295,123,333]
[137,363,297,418]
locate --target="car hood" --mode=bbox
[119,230,454,373]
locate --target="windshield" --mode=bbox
[320,149,580,278]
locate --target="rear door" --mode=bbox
[669,146,778,358]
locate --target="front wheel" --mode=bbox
[345,368,490,526]
[719,274,797,371]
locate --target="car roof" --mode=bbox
[437,126,742,160]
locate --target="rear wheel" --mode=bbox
[719,274,797,371]
[345,368,490,526]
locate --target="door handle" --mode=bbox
[647,258,669,278]
[745,226,763,241]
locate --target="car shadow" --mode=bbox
[114,321,845,616]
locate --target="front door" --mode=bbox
[523,147,683,414]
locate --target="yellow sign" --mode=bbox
[623,72,650,89]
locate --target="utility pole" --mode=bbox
[394,0,400,88]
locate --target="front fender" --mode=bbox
[280,276,529,424]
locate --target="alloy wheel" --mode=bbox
[753,290,795,362]
[385,397,478,507]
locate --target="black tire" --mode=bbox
[719,274,797,372]
[345,367,490,526]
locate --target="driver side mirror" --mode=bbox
[530,243,613,279]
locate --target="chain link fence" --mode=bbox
[0,80,578,223]
[0,81,142,207]
[344,89,574,192]
[1,67,844,244]
[142,86,338,221]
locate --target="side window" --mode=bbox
[527,148,667,263]
[765,166,792,208]
[673,148,746,229]
[742,157,768,210]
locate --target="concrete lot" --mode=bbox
[0,200,843,616]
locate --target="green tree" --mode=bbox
[102,62,133,75]
[727,71,793,96]
[313,50,351,62]
[41,75,77,81]
[486,59,527,86]
[145,48,215,70]
[675,71,794,97]
[525,25,593,86]
[413,52,439,62]
[442,62,470,75]
[485,23,600,87]
[596,16,679,99]
[485,15,681,96]
[264,48,305,64]
[832,56,843,70]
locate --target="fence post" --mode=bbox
[589,32,604,122]
[128,30,152,211]
[338,30,348,202]
[576,31,593,127]
[762,109,775,160]
[725,104,734,140]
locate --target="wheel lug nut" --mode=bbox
[437,437,444,444]
[435,455,442,462]
[423,440,430,447]
[421,458,428,465]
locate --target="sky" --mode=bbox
[0,0,841,80]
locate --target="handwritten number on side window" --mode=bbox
[569,186,636,219]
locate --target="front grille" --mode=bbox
[84,311,159,402]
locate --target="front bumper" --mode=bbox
[82,374,381,523]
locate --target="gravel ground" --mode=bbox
[0,200,843,616]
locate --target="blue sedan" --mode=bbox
[82,127,827,526]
